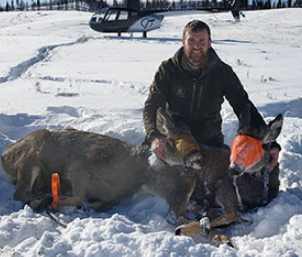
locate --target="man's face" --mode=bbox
[182,29,212,67]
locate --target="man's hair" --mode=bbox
[182,20,211,39]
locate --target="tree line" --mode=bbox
[0,0,301,12]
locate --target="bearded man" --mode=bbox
[143,20,280,209]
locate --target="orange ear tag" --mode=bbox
[51,173,65,210]
[230,135,265,170]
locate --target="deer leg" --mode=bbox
[57,170,86,208]
[148,167,197,219]
[57,195,84,208]
[14,163,51,211]
[208,228,234,248]
[207,209,237,228]
[173,172,199,217]
[88,201,107,210]
[209,177,238,228]
[174,218,234,247]
[175,221,201,236]
[174,177,237,247]
[166,190,195,227]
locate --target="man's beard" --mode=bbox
[184,49,208,68]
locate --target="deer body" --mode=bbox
[1,129,153,210]
[1,106,283,247]
[190,145,238,227]
[1,108,204,216]
[176,106,283,246]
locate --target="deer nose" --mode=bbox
[229,163,245,176]
[185,152,204,170]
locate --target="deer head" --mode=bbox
[229,104,283,175]
[156,108,203,170]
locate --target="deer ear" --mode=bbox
[238,104,251,130]
[156,107,176,137]
[263,114,283,143]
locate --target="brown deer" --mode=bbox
[1,108,204,217]
[1,106,282,247]
[175,105,283,247]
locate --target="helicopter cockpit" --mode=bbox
[90,8,108,23]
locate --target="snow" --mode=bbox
[0,8,302,256]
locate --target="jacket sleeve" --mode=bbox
[143,62,170,145]
[221,65,266,129]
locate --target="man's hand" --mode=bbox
[269,147,280,172]
[151,138,173,161]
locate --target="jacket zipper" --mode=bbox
[197,84,203,110]
[189,81,196,123]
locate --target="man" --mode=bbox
[143,20,280,207]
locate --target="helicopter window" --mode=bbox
[118,11,128,20]
[91,12,105,23]
[130,12,138,17]
[105,10,118,21]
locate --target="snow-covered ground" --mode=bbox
[0,8,302,256]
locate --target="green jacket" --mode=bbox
[143,47,265,146]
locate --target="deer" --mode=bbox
[175,104,283,247]
[0,108,206,216]
[1,106,283,247]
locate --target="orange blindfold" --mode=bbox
[230,135,265,170]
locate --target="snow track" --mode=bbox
[0,36,91,84]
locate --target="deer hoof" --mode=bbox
[175,227,181,236]
[212,234,234,248]
[200,217,211,236]
[174,221,201,236]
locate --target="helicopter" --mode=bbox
[89,0,243,38]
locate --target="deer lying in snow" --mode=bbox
[1,106,282,247]
[1,108,204,215]
[175,105,283,246]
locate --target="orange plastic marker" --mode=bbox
[51,173,61,210]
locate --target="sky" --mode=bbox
[0,8,302,257]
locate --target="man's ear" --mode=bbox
[181,38,185,47]
[208,38,212,49]
[182,31,187,46]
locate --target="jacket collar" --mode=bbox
[172,47,222,78]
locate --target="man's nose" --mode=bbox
[192,42,201,49]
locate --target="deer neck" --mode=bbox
[130,145,151,170]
